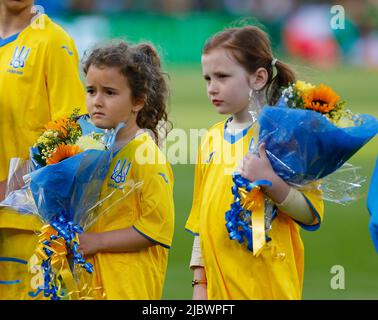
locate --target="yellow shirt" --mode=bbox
[185,119,324,300]
[0,14,85,300]
[87,132,175,300]
[0,14,86,230]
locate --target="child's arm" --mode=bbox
[190,236,207,300]
[0,180,5,201]
[238,143,315,225]
[79,228,155,256]
[192,266,207,300]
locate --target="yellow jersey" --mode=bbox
[0,13,86,230]
[0,14,85,299]
[87,132,175,299]
[0,14,86,182]
[185,119,324,300]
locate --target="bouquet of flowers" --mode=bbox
[226,81,378,255]
[1,110,140,299]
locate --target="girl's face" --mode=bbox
[1,0,34,13]
[86,66,141,129]
[201,48,253,116]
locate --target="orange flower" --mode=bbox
[46,144,81,165]
[45,117,78,138]
[303,84,340,113]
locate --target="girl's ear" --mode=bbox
[133,94,147,113]
[132,104,144,113]
[249,67,268,91]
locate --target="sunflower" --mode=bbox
[46,144,81,165]
[303,84,340,113]
[44,117,79,138]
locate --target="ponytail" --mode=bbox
[266,60,296,105]
[134,43,162,68]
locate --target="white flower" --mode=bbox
[75,135,105,151]
[336,117,355,128]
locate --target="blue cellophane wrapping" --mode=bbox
[1,118,121,230]
[257,97,378,185]
[28,148,111,227]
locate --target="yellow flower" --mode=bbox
[46,144,81,165]
[37,136,48,145]
[295,80,315,95]
[303,84,340,114]
[75,135,105,151]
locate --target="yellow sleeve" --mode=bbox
[298,189,324,231]
[132,160,175,248]
[45,31,86,119]
[185,146,204,236]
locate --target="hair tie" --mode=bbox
[271,58,278,67]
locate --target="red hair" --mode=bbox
[203,26,296,105]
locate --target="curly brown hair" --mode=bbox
[82,40,171,144]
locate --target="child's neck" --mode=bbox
[114,122,142,149]
[0,6,35,38]
[231,108,254,126]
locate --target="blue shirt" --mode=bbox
[367,156,378,253]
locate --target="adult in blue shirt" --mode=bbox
[367,156,378,253]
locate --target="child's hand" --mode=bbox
[238,143,276,184]
[79,232,102,256]
[238,143,291,204]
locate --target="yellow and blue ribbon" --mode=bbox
[225,173,277,256]
[34,215,94,300]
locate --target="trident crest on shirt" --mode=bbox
[10,46,31,69]
[111,159,131,184]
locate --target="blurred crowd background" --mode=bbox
[33,0,378,68]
